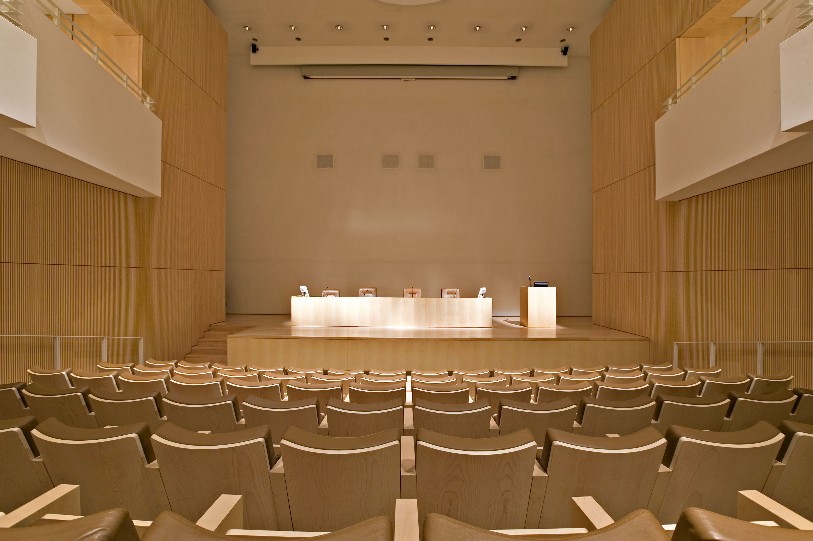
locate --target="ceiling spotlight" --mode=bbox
[520,26,528,32]
[289,25,296,31]
[474,25,482,31]
[242,25,251,31]
[427,24,436,30]
[568,26,575,32]
[335,24,343,30]
[381,24,389,30]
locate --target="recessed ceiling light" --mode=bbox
[568,26,575,32]
[381,24,389,30]
[520,26,528,32]
[335,24,344,30]
[427,24,436,30]
[289,25,296,31]
[242,25,251,31]
[474,25,482,31]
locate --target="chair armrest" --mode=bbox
[737,490,813,530]
[0,485,80,528]
[572,496,614,530]
[269,458,293,530]
[395,499,419,541]
[197,494,244,533]
[403,407,414,436]
[401,436,416,499]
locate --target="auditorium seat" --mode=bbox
[411,375,458,385]
[498,398,578,448]
[648,378,702,399]
[510,375,556,401]
[26,368,72,391]
[411,382,469,404]
[571,365,606,375]
[792,389,813,423]
[309,373,355,387]
[538,427,666,528]
[280,427,401,531]
[605,365,644,374]
[493,368,533,382]
[672,506,813,541]
[96,362,135,374]
[749,373,794,395]
[144,359,176,369]
[348,381,407,405]
[248,366,286,378]
[593,380,650,401]
[683,367,722,379]
[536,382,593,404]
[767,421,813,520]
[422,509,670,540]
[241,396,319,445]
[652,394,730,433]
[173,367,215,378]
[0,383,29,420]
[286,381,342,417]
[132,365,172,378]
[219,371,259,383]
[412,399,493,438]
[0,416,53,512]
[166,376,224,399]
[287,367,323,378]
[32,418,169,519]
[652,421,784,523]
[558,373,602,385]
[117,373,169,396]
[69,370,119,395]
[475,382,533,416]
[412,370,450,378]
[326,398,403,437]
[224,379,282,406]
[644,368,685,382]
[699,375,751,397]
[641,362,673,371]
[533,366,570,376]
[577,395,657,436]
[151,423,281,529]
[453,369,491,378]
[141,510,393,541]
[264,374,306,398]
[602,372,645,384]
[724,390,797,430]
[0,508,140,541]
[460,375,508,401]
[87,388,163,428]
[21,385,97,428]
[324,368,363,377]
[177,360,211,369]
[416,428,539,529]
[161,393,240,433]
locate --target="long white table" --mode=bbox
[291,296,493,328]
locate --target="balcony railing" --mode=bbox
[0,334,145,368]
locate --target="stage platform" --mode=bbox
[226,315,650,371]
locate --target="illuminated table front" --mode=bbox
[291,296,493,328]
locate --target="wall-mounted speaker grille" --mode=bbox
[382,154,400,169]
[483,155,501,170]
[418,154,435,169]
[316,154,334,169]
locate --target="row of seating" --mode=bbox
[2,414,813,529]
[3,484,811,540]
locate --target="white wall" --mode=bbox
[226,58,593,316]
[0,18,36,128]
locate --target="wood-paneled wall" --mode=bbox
[0,0,226,383]
[591,0,813,386]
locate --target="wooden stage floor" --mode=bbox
[227,315,650,370]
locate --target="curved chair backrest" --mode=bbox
[769,421,813,520]
[653,394,730,433]
[0,416,53,512]
[286,382,342,416]
[602,373,646,384]
[117,373,169,396]
[280,427,401,531]
[69,370,119,395]
[88,389,162,427]
[177,360,210,369]
[593,381,650,402]
[166,377,224,399]
[144,359,176,369]
[453,369,491,378]
[699,375,751,397]
[411,376,458,386]
[248,366,286,378]
[655,421,784,523]
[416,428,537,530]
[32,418,167,520]
[151,423,278,529]
[347,382,406,405]
[412,370,450,378]
[510,375,557,401]
[219,372,259,383]
[326,398,403,437]
[0,383,29,420]
[641,362,673,371]
[533,366,570,376]
[644,369,685,382]
[649,378,702,399]
[224,379,282,406]
[161,393,240,433]
[748,373,794,395]
[475,383,533,416]
[578,396,657,436]
[413,399,492,438]
[0,508,140,541]
[605,366,644,375]
[792,389,813,424]
[97,362,135,374]
[27,368,72,391]
[538,427,667,528]
[683,367,722,380]
[171,368,215,379]
[498,399,578,446]
[423,509,670,541]
[571,366,606,375]
[459,376,508,401]
[132,366,173,378]
[559,373,602,385]
[21,385,97,428]
[725,391,797,431]
[411,382,470,405]
[367,369,407,377]
[672,507,813,541]
[286,367,322,377]
[536,382,593,405]
[241,396,319,445]
[492,369,533,382]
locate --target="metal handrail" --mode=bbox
[14,0,156,111]
[663,0,796,112]
[672,340,813,374]
[0,334,145,367]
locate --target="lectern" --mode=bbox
[519,286,556,328]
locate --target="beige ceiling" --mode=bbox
[204,0,616,57]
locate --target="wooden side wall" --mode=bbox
[0,0,227,382]
[591,0,813,385]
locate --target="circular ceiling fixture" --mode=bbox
[378,0,444,4]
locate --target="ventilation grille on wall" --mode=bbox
[316,154,334,169]
[382,154,400,169]
[418,154,435,169]
[483,155,502,170]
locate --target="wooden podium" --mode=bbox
[519,287,556,328]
